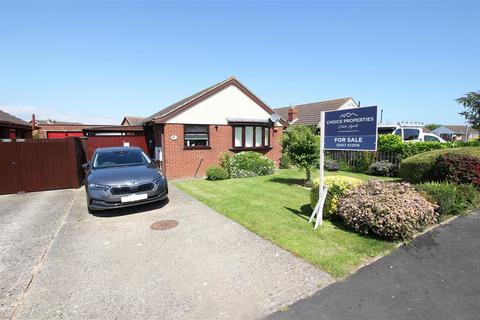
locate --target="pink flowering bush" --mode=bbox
[337,180,437,241]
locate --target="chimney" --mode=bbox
[287,106,298,123]
[31,113,36,131]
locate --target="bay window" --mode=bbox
[232,125,271,149]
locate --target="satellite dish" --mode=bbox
[270,113,281,123]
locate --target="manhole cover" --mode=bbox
[150,220,178,231]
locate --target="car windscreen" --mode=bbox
[93,150,151,168]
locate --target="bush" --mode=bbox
[368,161,398,177]
[433,154,480,187]
[279,153,291,169]
[310,176,363,219]
[377,134,404,154]
[206,166,229,181]
[219,152,232,178]
[324,158,340,171]
[338,180,437,241]
[230,151,275,178]
[399,147,480,183]
[416,182,480,216]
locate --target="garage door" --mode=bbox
[47,131,83,139]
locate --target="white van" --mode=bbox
[378,122,445,142]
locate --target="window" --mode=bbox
[424,134,440,142]
[394,128,402,137]
[234,127,243,147]
[231,125,271,149]
[184,125,209,148]
[403,129,420,141]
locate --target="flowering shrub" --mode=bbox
[310,176,363,218]
[368,161,398,177]
[324,158,340,171]
[433,154,480,187]
[338,180,437,241]
[230,151,275,178]
[206,166,229,181]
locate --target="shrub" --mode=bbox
[219,152,232,178]
[416,182,480,217]
[338,180,437,241]
[399,147,480,183]
[310,176,363,219]
[377,134,404,154]
[324,158,340,171]
[230,151,275,178]
[279,153,291,169]
[368,161,398,177]
[433,154,480,187]
[282,125,319,182]
[206,166,229,181]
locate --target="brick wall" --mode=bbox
[161,124,283,179]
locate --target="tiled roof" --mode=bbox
[274,98,354,125]
[0,109,31,128]
[122,116,145,125]
[443,125,479,135]
[35,119,84,125]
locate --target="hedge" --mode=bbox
[399,147,480,183]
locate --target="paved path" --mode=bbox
[4,185,331,320]
[0,189,76,320]
[267,211,480,320]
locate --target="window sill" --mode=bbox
[183,146,211,150]
[229,147,272,152]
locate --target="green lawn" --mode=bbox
[173,169,397,278]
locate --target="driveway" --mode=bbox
[267,212,480,320]
[2,185,331,320]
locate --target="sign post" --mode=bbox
[310,106,378,229]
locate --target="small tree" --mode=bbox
[424,123,441,131]
[457,91,480,129]
[282,125,319,185]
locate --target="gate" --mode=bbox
[0,137,85,195]
[84,135,149,160]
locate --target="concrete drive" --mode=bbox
[267,212,480,320]
[0,189,76,320]
[3,185,331,320]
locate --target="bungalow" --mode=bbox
[143,76,285,179]
[274,97,358,126]
[0,109,32,139]
[432,125,479,142]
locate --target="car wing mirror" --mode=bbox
[82,162,90,170]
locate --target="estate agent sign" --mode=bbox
[309,106,378,229]
[324,106,378,151]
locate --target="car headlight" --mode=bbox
[88,182,110,190]
[154,176,166,185]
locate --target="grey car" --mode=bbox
[83,147,168,212]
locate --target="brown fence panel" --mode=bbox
[0,142,22,194]
[0,137,85,194]
[84,135,148,160]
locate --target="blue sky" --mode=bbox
[1,0,479,125]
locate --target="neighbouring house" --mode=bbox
[0,109,33,139]
[121,116,145,126]
[274,97,358,126]
[31,118,95,139]
[432,125,479,141]
[143,76,286,179]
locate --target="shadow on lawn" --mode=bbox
[284,204,313,221]
[269,177,306,186]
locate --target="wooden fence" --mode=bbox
[325,150,400,168]
[0,137,85,195]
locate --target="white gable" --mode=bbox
[339,99,358,110]
[166,84,272,125]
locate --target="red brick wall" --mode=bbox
[161,124,283,179]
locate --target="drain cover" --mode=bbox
[150,220,178,231]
